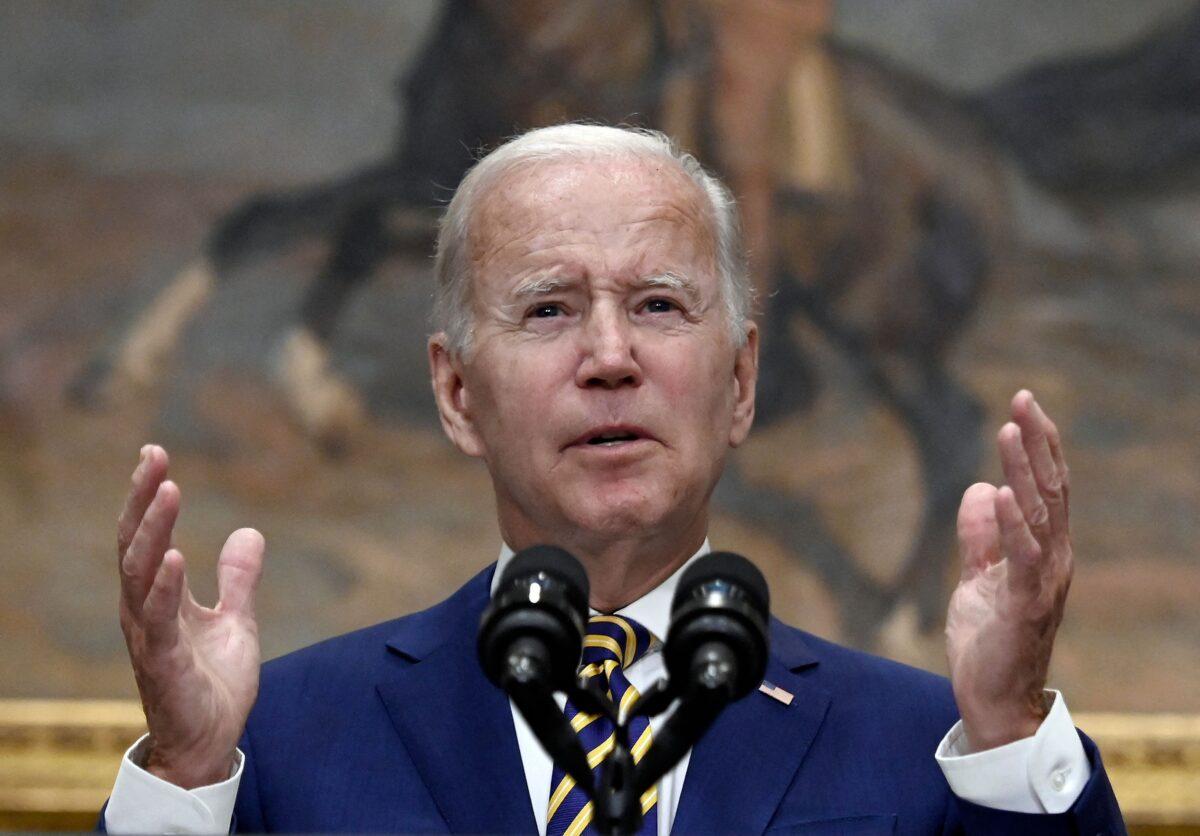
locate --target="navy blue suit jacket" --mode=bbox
[230,565,1124,833]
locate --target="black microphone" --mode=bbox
[477,545,594,791]
[478,544,590,691]
[665,551,770,700]
[632,551,770,796]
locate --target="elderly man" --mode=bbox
[104,125,1122,833]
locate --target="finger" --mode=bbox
[120,480,181,615]
[957,482,1000,580]
[1030,396,1070,516]
[117,445,170,561]
[216,528,265,617]
[142,548,185,651]
[996,486,1043,597]
[997,422,1052,547]
[1011,391,1068,540]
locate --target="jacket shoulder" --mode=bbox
[779,622,960,732]
[800,628,954,692]
[255,563,495,707]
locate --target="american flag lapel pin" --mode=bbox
[758,680,794,706]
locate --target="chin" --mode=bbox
[561,482,678,539]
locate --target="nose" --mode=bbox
[575,306,642,389]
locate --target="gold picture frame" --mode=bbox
[1,700,1197,832]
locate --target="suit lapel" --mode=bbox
[375,566,538,834]
[671,619,831,834]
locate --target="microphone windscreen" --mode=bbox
[501,544,590,603]
[673,551,769,616]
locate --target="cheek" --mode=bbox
[651,353,736,443]
[472,350,571,435]
[669,350,733,405]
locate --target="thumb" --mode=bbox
[957,482,1001,581]
[216,528,265,617]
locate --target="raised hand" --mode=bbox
[945,390,1072,751]
[117,445,265,788]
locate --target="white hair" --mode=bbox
[432,123,752,353]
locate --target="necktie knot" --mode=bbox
[581,614,657,671]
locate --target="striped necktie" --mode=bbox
[546,614,659,836]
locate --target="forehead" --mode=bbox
[467,155,718,287]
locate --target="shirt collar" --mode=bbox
[492,540,712,642]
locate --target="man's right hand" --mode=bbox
[117,445,265,789]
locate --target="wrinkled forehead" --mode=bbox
[466,154,719,284]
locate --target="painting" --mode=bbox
[1,0,1197,719]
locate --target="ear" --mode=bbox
[428,333,486,458]
[728,322,758,448]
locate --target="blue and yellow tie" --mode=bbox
[546,615,659,836]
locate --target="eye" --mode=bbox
[530,303,565,318]
[642,297,678,314]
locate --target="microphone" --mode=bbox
[665,551,770,701]
[478,544,590,692]
[632,551,770,795]
[477,545,594,791]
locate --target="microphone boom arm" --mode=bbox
[502,637,595,794]
[631,641,739,796]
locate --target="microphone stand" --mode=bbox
[488,549,768,836]
[503,640,646,834]
[629,641,738,802]
[587,640,743,836]
[503,638,746,835]
[565,678,640,836]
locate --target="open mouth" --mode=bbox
[568,425,653,450]
[586,431,642,446]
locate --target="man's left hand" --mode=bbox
[946,390,1073,751]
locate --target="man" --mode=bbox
[105,124,1123,833]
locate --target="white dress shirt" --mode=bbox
[105,541,1089,833]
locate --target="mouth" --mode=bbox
[567,425,656,450]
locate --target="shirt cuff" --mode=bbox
[935,690,1090,814]
[104,733,242,834]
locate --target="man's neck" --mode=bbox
[500,523,707,612]
[574,536,703,612]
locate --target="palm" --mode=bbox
[947,500,1049,715]
[947,549,1003,678]
[117,446,265,787]
[147,589,261,755]
[943,392,1072,750]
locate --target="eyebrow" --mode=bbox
[637,272,699,298]
[507,271,701,302]
[511,275,578,299]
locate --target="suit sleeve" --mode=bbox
[947,733,1126,835]
[937,690,1088,811]
[232,722,267,832]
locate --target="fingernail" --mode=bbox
[139,444,151,461]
